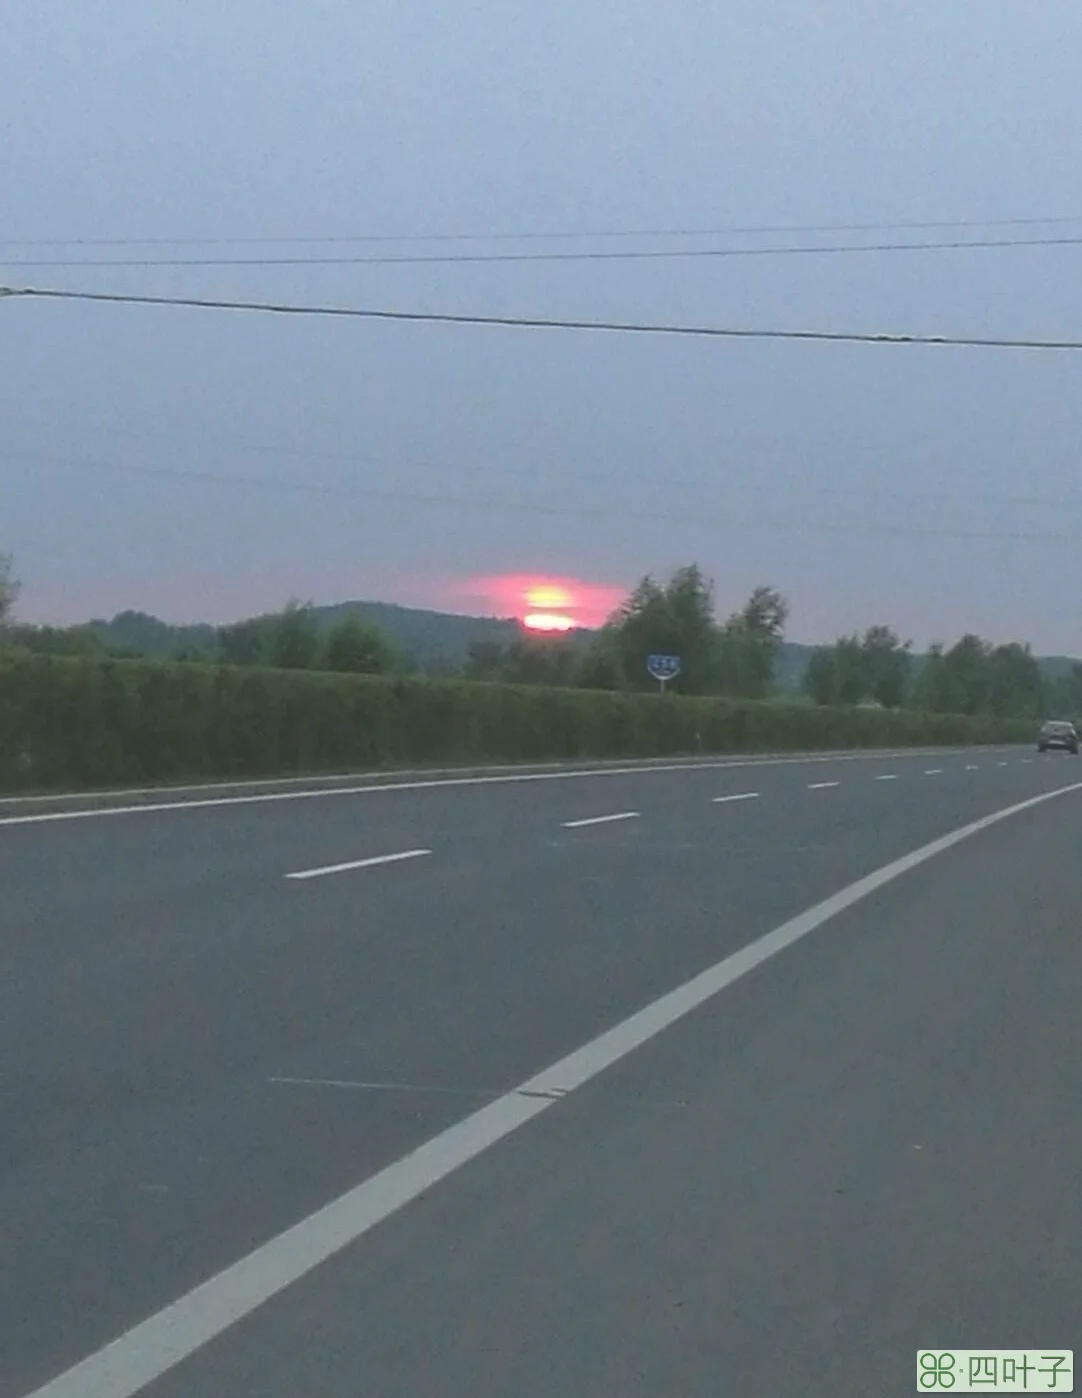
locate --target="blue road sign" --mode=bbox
[647,654,681,681]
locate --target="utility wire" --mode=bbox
[14,449,1082,545]
[4,414,1077,511]
[3,283,1081,351]
[4,213,1082,247]
[6,234,1082,267]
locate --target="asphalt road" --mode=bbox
[3,746,1080,1397]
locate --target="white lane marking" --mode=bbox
[562,811,639,829]
[0,748,1022,827]
[270,1076,496,1098]
[998,761,1009,766]
[874,774,898,782]
[808,780,840,789]
[285,849,430,881]
[0,746,1011,807]
[924,768,943,775]
[27,777,1082,1398]
[712,791,760,804]
[268,1076,566,1103]
[965,764,980,771]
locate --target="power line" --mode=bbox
[4,411,1078,511]
[4,283,1082,350]
[6,233,1082,268]
[12,448,1082,545]
[4,213,1082,247]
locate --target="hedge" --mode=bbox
[0,652,1033,794]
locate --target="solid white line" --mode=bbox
[285,849,430,881]
[269,1076,494,1098]
[808,780,840,790]
[268,1076,561,1102]
[0,748,1020,828]
[562,811,639,828]
[874,774,898,781]
[26,778,1082,1398]
[712,791,760,804]
[0,746,1012,808]
[924,768,943,775]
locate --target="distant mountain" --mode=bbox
[309,601,523,672]
[87,602,526,671]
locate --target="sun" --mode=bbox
[525,584,572,610]
[521,584,575,632]
[453,574,626,629]
[522,612,575,632]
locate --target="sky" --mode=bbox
[3,0,1082,648]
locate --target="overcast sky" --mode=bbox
[3,0,1082,647]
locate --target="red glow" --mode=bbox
[452,574,626,629]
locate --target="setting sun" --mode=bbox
[451,574,628,630]
[524,584,573,611]
[522,612,575,632]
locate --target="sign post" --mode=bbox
[646,653,681,694]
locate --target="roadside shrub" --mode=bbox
[0,652,1032,794]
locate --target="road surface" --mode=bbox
[3,747,1079,1396]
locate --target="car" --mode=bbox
[1037,719,1079,754]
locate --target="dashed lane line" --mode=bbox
[285,850,431,881]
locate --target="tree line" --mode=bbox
[0,558,398,677]
[804,626,1082,720]
[2,550,1079,718]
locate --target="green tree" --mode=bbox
[0,553,20,628]
[912,635,993,714]
[218,615,273,666]
[575,626,627,691]
[833,634,868,705]
[464,633,584,687]
[861,625,912,708]
[506,635,579,686]
[717,584,789,698]
[1047,661,1082,720]
[322,615,396,675]
[802,633,866,705]
[265,599,320,670]
[987,641,1043,718]
[912,643,950,711]
[941,634,992,715]
[610,565,720,694]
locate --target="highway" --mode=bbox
[3,746,1080,1397]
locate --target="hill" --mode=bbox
[308,601,523,672]
[81,604,1076,694]
[87,602,526,672]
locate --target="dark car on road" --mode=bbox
[1037,719,1079,754]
